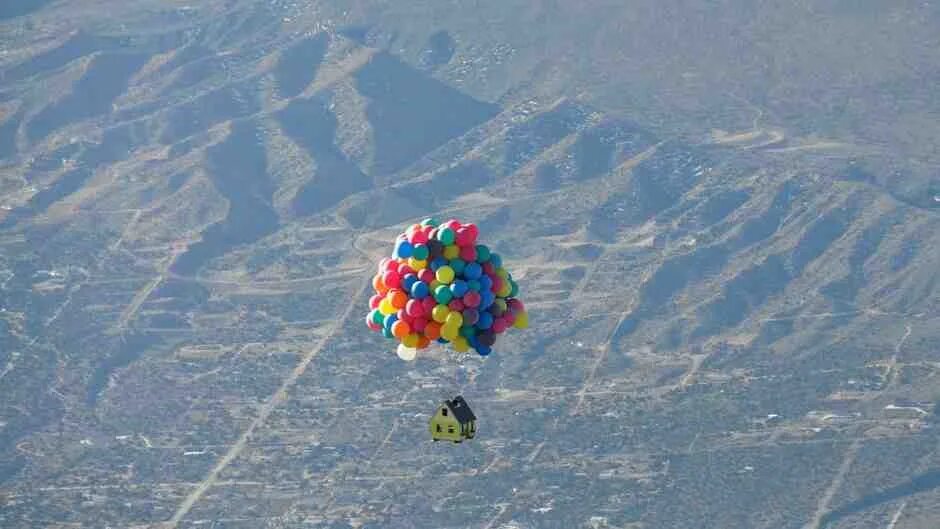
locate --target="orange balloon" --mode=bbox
[417,335,430,349]
[387,289,408,309]
[391,320,410,339]
[372,274,387,294]
[424,321,442,340]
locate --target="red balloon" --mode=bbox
[366,316,381,331]
[412,228,429,244]
[482,262,496,275]
[490,276,502,292]
[406,299,425,317]
[378,257,391,273]
[448,299,465,312]
[455,227,474,246]
[507,298,525,313]
[492,318,508,333]
[459,245,477,262]
[465,223,479,241]
[385,259,400,272]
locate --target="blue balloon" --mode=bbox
[395,240,414,259]
[479,275,493,291]
[476,345,491,356]
[437,337,449,344]
[450,279,468,298]
[489,253,502,268]
[402,274,418,291]
[384,314,398,330]
[411,281,429,299]
[468,334,480,348]
[463,261,482,280]
[480,290,495,309]
[430,257,448,271]
[476,312,493,329]
[450,258,466,275]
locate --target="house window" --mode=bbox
[448,426,454,433]
[436,424,441,432]
[442,408,447,416]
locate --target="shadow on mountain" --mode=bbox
[158,82,261,144]
[26,52,150,142]
[693,203,858,338]
[276,33,329,99]
[820,213,895,305]
[419,30,456,69]
[820,469,940,527]
[276,97,371,216]
[86,332,160,406]
[503,100,589,175]
[588,141,707,242]
[171,120,277,276]
[0,0,55,21]
[0,124,140,229]
[0,110,19,160]
[2,31,118,82]
[353,52,499,175]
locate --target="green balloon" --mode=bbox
[370,309,384,325]
[421,217,439,227]
[509,279,518,297]
[475,244,490,262]
[433,285,453,304]
[438,227,456,245]
[450,258,466,275]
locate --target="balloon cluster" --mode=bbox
[366,217,528,360]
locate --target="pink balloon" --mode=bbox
[417,269,435,284]
[465,223,479,241]
[455,227,473,246]
[421,296,437,312]
[490,276,503,292]
[462,290,481,308]
[412,317,429,332]
[396,309,412,324]
[492,318,508,333]
[366,317,381,331]
[482,262,496,275]
[507,299,525,312]
[378,257,392,273]
[412,229,429,244]
[369,294,383,309]
[383,270,401,289]
[385,259,400,272]
[448,299,465,312]
[397,263,415,277]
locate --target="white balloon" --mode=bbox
[396,343,417,361]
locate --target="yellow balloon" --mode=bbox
[453,336,469,352]
[379,298,396,315]
[429,280,442,290]
[431,304,450,323]
[408,257,427,270]
[496,267,508,278]
[435,265,455,284]
[513,311,529,329]
[443,245,460,260]
[497,282,511,297]
[402,333,420,347]
[440,324,459,341]
[445,311,463,328]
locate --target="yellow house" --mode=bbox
[429,396,476,442]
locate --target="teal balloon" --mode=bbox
[433,285,453,304]
[412,244,429,260]
[421,217,439,227]
[475,244,490,262]
[509,279,518,297]
[467,279,481,291]
[449,258,466,275]
[370,309,384,325]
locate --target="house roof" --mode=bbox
[446,396,476,423]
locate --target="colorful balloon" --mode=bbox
[365,217,528,358]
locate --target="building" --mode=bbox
[429,396,476,442]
